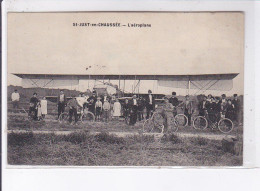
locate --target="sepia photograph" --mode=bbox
[7,12,244,166]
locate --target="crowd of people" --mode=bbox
[197,93,241,125]
[10,89,241,126]
[55,90,156,125]
[28,93,48,120]
[19,89,157,124]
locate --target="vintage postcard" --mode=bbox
[6,12,244,166]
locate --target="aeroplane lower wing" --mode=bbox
[13,73,239,91]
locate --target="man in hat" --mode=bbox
[145,90,155,119]
[161,97,174,133]
[66,95,80,124]
[137,96,145,121]
[29,93,39,120]
[87,90,98,115]
[213,97,222,122]
[198,95,208,116]
[129,95,138,125]
[232,94,241,124]
[169,91,179,116]
[183,95,193,126]
[57,90,67,119]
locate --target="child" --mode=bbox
[103,100,111,122]
[40,97,48,119]
[95,97,103,121]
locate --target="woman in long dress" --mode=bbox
[110,94,116,117]
[113,98,121,119]
[40,97,48,119]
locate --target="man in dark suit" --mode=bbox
[129,95,138,125]
[183,95,193,126]
[57,90,67,119]
[29,92,39,120]
[169,91,179,116]
[146,90,155,119]
[137,96,145,121]
[232,94,241,124]
[87,91,97,115]
[198,95,207,116]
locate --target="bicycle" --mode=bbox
[142,111,188,133]
[192,112,234,133]
[28,110,37,121]
[26,104,43,122]
[58,108,95,124]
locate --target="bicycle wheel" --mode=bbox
[193,116,208,130]
[81,111,95,123]
[218,118,234,133]
[152,112,164,128]
[58,113,69,124]
[175,114,188,127]
[167,118,178,133]
[143,119,154,133]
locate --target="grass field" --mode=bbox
[7,113,243,135]
[7,113,243,166]
[8,130,242,166]
[7,86,244,166]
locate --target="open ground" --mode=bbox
[7,113,243,166]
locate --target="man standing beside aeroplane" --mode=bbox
[169,91,179,116]
[57,90,67,119]
[145,90,155,119]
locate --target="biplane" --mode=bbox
[13,72,239,103]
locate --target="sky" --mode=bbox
[7,12,244,96]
